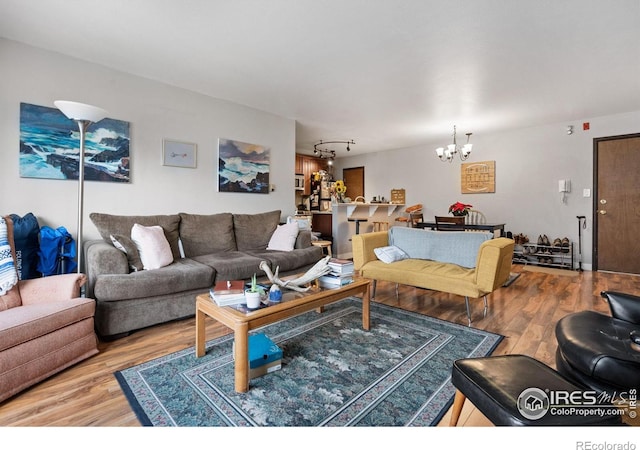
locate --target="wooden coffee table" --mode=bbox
[195,278,371,393]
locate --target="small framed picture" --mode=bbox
[163,139,197,168]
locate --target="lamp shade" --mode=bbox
[54,101,108,123]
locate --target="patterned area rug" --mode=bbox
[115,298,502,427]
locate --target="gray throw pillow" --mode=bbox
[110,234,144,272]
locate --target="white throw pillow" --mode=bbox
[130,223,173,270]
[374,245,409,264]
[267,222,300,251]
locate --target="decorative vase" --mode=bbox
[269,285,282,302]
[245,290,262,309]
[452,211,468,217]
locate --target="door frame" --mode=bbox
[592,132,640,271]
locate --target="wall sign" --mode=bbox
[461,160,495,193]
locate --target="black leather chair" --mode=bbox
[450,354,622,426]
[555,291,640,396]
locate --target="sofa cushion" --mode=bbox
[179,212,236,256]
[0,298,96,352]
[389,227,492,268]
[93,258,214,301]
[247,246,324,273]
[192,251,266,282]
[267,222,299,251]
[90,213,181,260]
[233,210,281,251]
[110,234,144,272]
[131,224,173,270]
[360,258,483,298]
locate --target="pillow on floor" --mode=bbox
[110,234,144,272]
[374,245,409,264]
[131,224,173,270]
[267,222,300,251]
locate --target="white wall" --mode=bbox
[0,39,298,240]
[334,111,640,269]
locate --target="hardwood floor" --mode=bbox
[1,265,639,427]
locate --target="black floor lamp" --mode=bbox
[54,101,108,274]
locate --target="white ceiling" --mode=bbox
[1,0,639,156]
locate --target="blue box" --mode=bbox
[248,333,282,378]
[249,333,282,368]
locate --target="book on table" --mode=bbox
[328,258,354,276]
[210,280,246,306]
[318,273,353,288]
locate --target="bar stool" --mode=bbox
[372,221,389,232]
[311,239,332,256]
[348,218,368,235]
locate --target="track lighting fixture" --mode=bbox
[313,140,355,160]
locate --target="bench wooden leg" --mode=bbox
[449,389,467,426]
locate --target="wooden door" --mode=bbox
[342,166,365,201]
[594,134,640,274]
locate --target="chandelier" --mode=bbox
[313,140,355,160]
[435,126,473,162]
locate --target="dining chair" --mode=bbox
[434,216,466,231]
[465,209,486,225]
[409,212,424,228]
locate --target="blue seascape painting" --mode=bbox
[19,102,130,182]
[218,138,270,193]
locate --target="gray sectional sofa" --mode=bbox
[84,210,323,338]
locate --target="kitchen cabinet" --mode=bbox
[312,212,332,240]
[295,153,328,195]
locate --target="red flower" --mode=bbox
[448,202,473,214]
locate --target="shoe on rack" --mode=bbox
[561,237,570,253]
[542,234,551,247]
[552,238,562,249]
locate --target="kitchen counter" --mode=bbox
[331,202,405,259]
[332,202,405,218]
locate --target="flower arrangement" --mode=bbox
[448,202,473,216]
[333,180,347,202]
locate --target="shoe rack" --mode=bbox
[512,235,574,270]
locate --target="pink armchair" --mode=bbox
[0,216,98,403]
